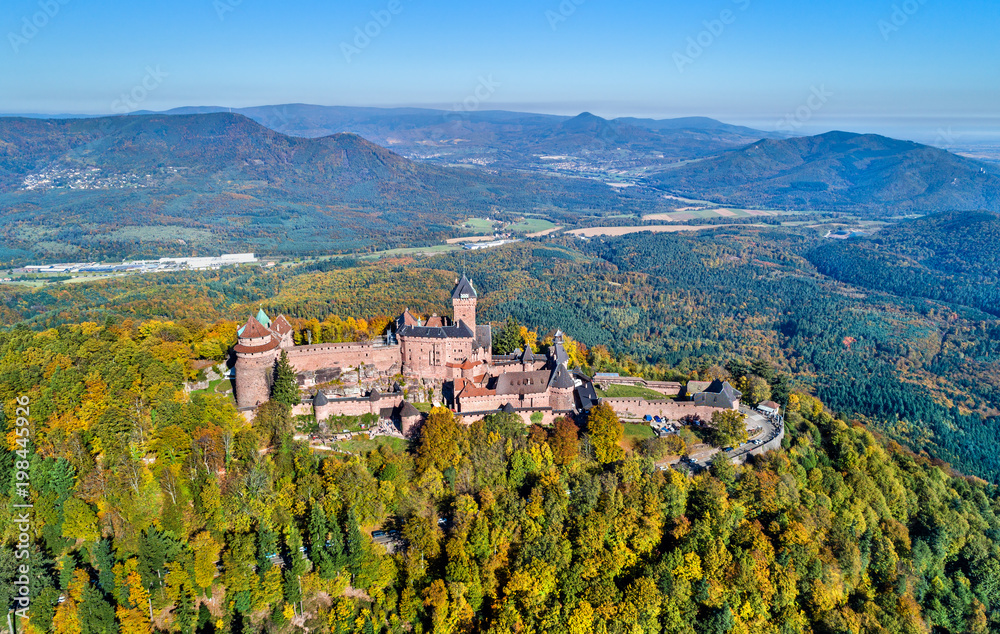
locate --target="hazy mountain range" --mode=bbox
[2,106,1000,264]
[0,113,674,262]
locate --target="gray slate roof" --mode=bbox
[692,380,742,409]
[549,365,576,389]
[400,401,421,418]
[313,391,329,406]
[397,320,476,340]
[452,275,477,299]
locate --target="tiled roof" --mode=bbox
[255,308,271,329]
[446,359,480,370]
[234,338,280,354]
[401,309,419,327]
[458,380,495,398]
[240,316,272,339]
[271,315,293,335]
[495,371,551,396]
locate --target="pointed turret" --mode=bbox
[451,275,477,331]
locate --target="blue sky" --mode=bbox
[2,0,998,140]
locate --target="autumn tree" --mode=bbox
[710,409,748,447]
[550,417,580,465]
[587,403,625,465]
[743,375,772,406]
[417,407,463,472]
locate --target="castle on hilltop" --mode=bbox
[233,275,594,431]
[233,275,742,434]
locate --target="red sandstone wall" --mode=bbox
[456,409,563,427]
[287,343,400,373]
[315,395,404,421]
[402,337,473,379]
[600,398,723,420]
[235,355,274,409]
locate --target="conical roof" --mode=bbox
[255,308,271,329]
[240,316,272,339]
[313,391,329,406]
[400,401,420,418]
[550,365,575,389]
[500,403,516,413]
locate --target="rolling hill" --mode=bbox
[648,131,1000,213]
[0,113,672,263]
[139,104,780,175]
[805,210,1000,315]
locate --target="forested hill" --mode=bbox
[0,113,668,263]
[648,131,1000,214]
[2,317,1000,632]
[155,104,779,162]
[806,211,1000,316]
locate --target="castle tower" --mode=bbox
[452,275,477,331]
[549,364,577,411]
[234,315,280,409]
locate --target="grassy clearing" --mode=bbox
[192,377,234,399]
[360,244,461,259]
[623,424,656,441]
[506,218,556,234]
[596,384,674,400]
[463,218,495,232]
[332,435,408,454]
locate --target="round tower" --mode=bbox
[550,365,577,412]
[234,316,280,409]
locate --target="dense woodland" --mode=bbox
[2,217,1000,482]
[3,317,1000,633]
[806,211,1000,317]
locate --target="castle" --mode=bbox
[233,276,593,432]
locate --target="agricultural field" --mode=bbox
[505,218,557,234]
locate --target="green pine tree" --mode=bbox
[271,350,299,407]
[344,509,366,577]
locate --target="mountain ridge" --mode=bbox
[648,130,1000,213]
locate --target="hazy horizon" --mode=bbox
[3,0,997,147]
